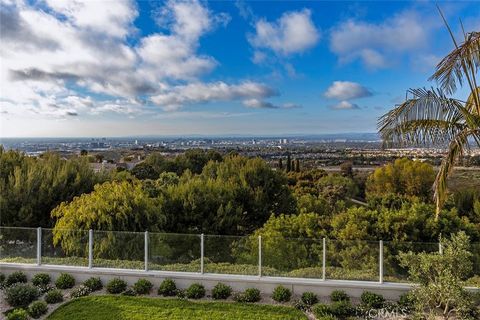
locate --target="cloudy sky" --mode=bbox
[0,0,478,137]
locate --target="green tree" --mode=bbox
[378,20,480,218]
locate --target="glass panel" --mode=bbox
[204,235,257,275]
[383,241,438,283]
[42,228,89,267]
[148,233,200,272]
[93,230,144,269]
[0,227,37,263]
[326,239,379,281]
[262,237,324,278]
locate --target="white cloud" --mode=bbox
[242,99,301,109]
[329,101,360,110]
[151,82,278,111]
[0,0,284,119]
[324,81,372,100]
[330,10,429,68]
[249,9,320,56]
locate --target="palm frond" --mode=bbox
[466,87,480,114]
[378,88,466,147]
[429,31,480,95]
[433,128,479,219]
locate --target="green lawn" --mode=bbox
[47,296,308,320]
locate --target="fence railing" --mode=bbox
[0,227,479,286]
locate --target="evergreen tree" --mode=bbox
[295,159,300,172]
[286,154,291,172]
[278,158,283,170]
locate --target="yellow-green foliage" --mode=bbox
[366,158,435,201]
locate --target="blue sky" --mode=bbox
[0,0,479,137]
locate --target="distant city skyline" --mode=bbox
[1,0,479,137]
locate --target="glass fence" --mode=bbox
[1,227,479,285]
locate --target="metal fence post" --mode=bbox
[88,229,93,269]
[322,237,326,281]
[144,231,149,272]
[36,227,41,266]
[200,233,204,274]
[439,242,443,255]
[379,240,384,284]
[258,235,262,277]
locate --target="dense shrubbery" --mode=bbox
[32,273,50,286]
[301,292,318,306]
[5,283,40,308]
[185,283,205,299]
[133,279,153,295]
[5,272,27,287]
[6,308,29,320]
[360,291,384,309]
[55,273,75,289]
[157,279,176,296]
[28,300,48,318]
[211,283,232,300]
[84,277,102,291]
[330,290,349,302]
[45,289,63,304]
[234,288,261,303]
[106,278,127,294]
[271,285,291,302]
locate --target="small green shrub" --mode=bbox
[312,303,332,318]
[6,308,29,320]
[293,299,308,311]
[133,278,153,295]
[331,290,350,302]
[44,289,63,304]
[234,288,261,303]
[32,273,50,286]
[301,292,318,306]
[175,289,186,299]
[272,285,291,302]
[36,284,55,294]
[185,283,205,299]
[83,277,102,291]
[121,288,137,296]
[5,283,40,308]
[398,292,415,310]
[55,273,75,289]
[361,291,385,308]
[329,300,354,318]
[5,272,27,287]
[106,278,127,294]
[70,285,92,298]
[28,300,48,319]
[158,278,176,296]
[212,282,232,300]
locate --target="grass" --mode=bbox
[47,296,307,320]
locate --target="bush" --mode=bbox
[6,308,29,320]
[121,288,137,296]
[175,289,186,299]
[301,292,318,306]
[234,288,261,303]
[5,283,40,308]
[44,289,63,304]
[361,291,385,308]
[32,273,51,286]
[84,277,102,292]
[398,292,415,310]
[272,285,291,302]
[329,300,354,318]
[55,273,75,289]
[70,285,92,298]
[158,278,177,296]
[185,283,205,299]
[133,278,153,295]
[312,303,332,318]
[28,300,48,319]
[212,283,232,300]
[106,278,127,294]
[331,290,349,302]
[36,284,55,294]
[5,272,28,287]
[0,273,6,288]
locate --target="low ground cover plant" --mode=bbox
[70,285,92,298]
[6,308,29,320]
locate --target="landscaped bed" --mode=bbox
[46,295,308,320]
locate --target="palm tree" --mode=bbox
[378,11,480,219]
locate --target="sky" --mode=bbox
[0,0,479,137]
